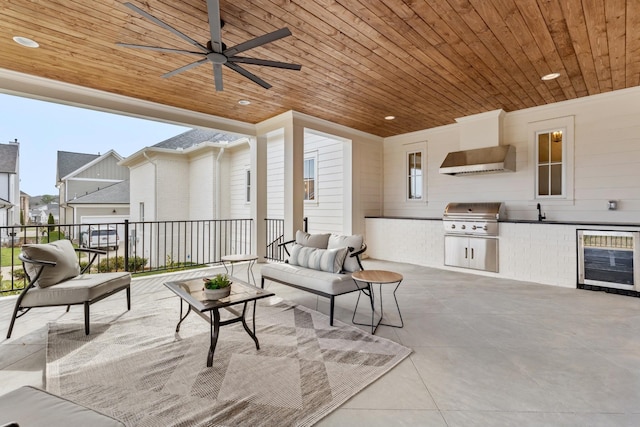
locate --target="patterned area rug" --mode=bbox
[46,297,411,426]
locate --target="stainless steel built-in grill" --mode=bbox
[443,202,505,272]
[442,202,506,236]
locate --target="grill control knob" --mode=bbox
[461,225,466,230]
[472,225,477,230]
[451,224,456,229]
[483,225,488,231]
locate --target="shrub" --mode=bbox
[12,268,27,280]
[97,256,126,273]
[128,256,147,272]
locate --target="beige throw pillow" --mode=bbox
[295,230,330,249]
[327,234,364,272]
[288,243,348,274]
[21,240,81,288]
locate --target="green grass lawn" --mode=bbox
[1,246,21,266]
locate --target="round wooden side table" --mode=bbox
[351,269,404,334]
[221,254,258,286]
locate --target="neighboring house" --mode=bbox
[56,150,130,226]
[29,202,59,225]
[121,128,247,222]
[0,140,20,241]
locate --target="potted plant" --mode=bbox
[202,274,232,300]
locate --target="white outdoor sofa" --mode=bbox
[260,231,366,326]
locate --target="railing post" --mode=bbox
[124,219,129,272]
[303,217,308,232]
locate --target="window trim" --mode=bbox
[245,168,251,204]
[528,115,575,203]
[303,151,318,204]
[406,149,425,202]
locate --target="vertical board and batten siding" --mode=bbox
[303,132,344,234]
[75,155,129,181]
[227,145,251,219]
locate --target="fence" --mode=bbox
[0,219,252,295]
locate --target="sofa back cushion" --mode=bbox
[327,234,364,272]
[288,243,348,274]
[295,230,330,249]
[21,240,81,288]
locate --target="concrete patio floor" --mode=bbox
[2,259,640,426]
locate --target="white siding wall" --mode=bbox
[156,156,190,221]
[129,162,156,221]
[304,132,344,234]
[188,151,216,220]
[382,87,640,222]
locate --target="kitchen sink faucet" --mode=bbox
[537,203,546,221]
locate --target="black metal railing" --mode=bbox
[264,217,307,262]
[0,219,252,295]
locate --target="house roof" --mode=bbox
[56,151,100,182]
[153,128,241,150]
[0,143,18,174]
[68,180,130,205]
[1,1,637,138]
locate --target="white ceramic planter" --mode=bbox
[203,286,231,300]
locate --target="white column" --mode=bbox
[250,135,268,262]
[283,122,304,241]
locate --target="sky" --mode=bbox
[0,93,191,196]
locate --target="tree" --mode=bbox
[47,213,55,232]
[20,210,25,225]
[41,194,56,204]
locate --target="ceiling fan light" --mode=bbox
[238,99,251,105]
[13,36,39,48]
[385,115,396,120]
[541,72,560,81]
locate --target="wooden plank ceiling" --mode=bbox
[1,0,638,137]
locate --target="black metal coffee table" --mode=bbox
[164,277,274,367]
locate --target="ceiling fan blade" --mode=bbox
[223,28,292,57]
[162,58,210,78]
[224,62,272,89]
[206,0,223,53]
[228,57,301,70]
[124,2,209,53]
[213,63,224,91]
[116,43,203,56]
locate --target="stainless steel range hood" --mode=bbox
[439,145,516,176]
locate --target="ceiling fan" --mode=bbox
[117,1,302,90]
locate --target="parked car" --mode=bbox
[81,227,119,250]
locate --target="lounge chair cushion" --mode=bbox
[327,233,364,272]
[21,240,81,288]
[288,244,348,273]
[295,230,330,249]
[20,272,131,307]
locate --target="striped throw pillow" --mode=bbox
[288,243,349,273]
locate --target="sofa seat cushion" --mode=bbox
[0,385,125,427]
[261,263,359,296]
[22,272,131,307]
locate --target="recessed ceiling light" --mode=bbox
[13,36,39,48]
[384,115,396,120]
[238,99,251,106]
[541,72,560,81]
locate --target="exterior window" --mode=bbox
[245,169,251,203]
[139,202,144,222]
[536,130,564,197]
[303,155,316,201]
[407,151,423,200]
